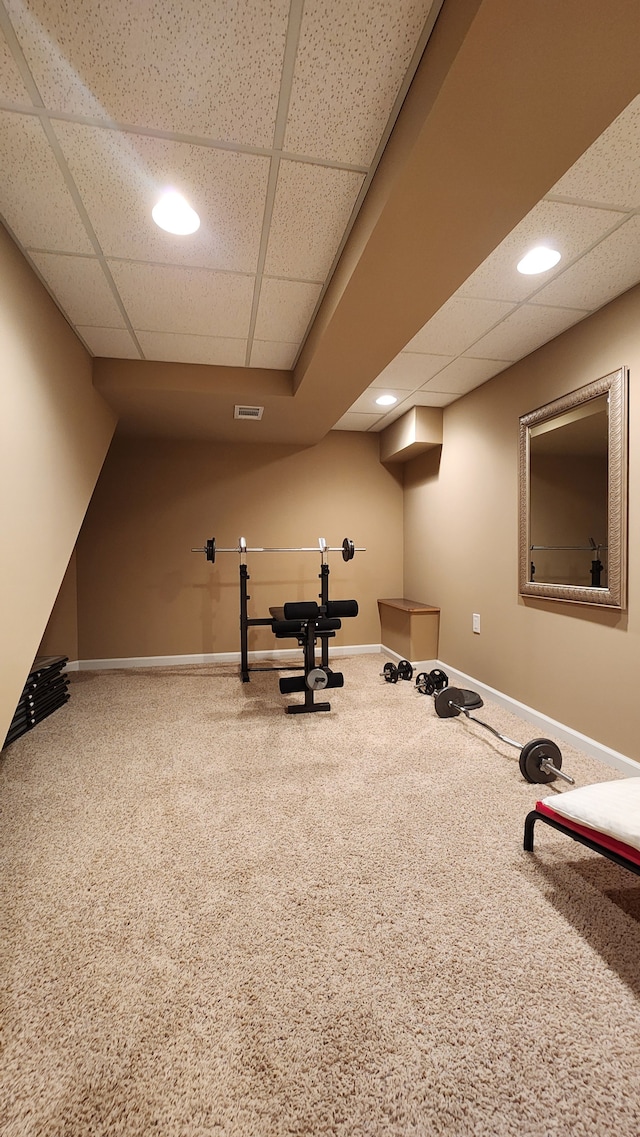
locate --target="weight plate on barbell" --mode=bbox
[342,537,355,562]
[519,738,563,785]
[415,672,435,696]
[429,668,449,692]
[459,688,483,709]
[383,662,398,683]
[206,537,216,563]
[397,659,414,681]
[434,686,464,718]
[307,668,329,691]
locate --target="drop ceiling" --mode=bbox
[337,95,640,433]
[1,0,639,443]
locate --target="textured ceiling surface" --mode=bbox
[336,93,640,432]
[1,1,640,439]
[0,0,438,371]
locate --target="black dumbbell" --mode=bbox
[381,659,414,683]
[415,668,449,695]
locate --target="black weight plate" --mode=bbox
[519,738,563,784]
[383,662,398,683]
[397,659,413,681]
[415,672,435,696]
[342,537,355,562]
[206,537,216,563]
[434,686,464,718]
[460,689,483,709]
[429,668,449,691]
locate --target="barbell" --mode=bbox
[191,536,364,563]
[433,685,575,786]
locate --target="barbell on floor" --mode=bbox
[191,536,364,563]
[433,685,575,786]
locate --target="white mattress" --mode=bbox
[540,777,640,853]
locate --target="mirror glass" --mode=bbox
[519,368,627,609]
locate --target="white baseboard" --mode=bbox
[440,661,638,778]
[66,649,635,776]
[73,644,381,671]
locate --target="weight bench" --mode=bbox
[524,777,640,877]
[271,600,358,714]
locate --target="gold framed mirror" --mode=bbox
[519,367,628,609]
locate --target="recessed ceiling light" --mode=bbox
[152,190,200,235]
[376,394,398,406]
[516,246,561,275]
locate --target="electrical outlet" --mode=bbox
[472,613,481,634]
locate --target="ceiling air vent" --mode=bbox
[234,405,264,420]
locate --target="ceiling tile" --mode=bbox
[405,296,515,356]
[5,0,289,146]
[530,217,640,312]
[332,411,383,431]
[424,356,512,394]
[409,389,461,407]
[264,160,364,281]
[0,110,92,252]
[254,278,322,342]
[284,0,435,164]
[470,303,589,361]
[30,252,125,326]
[458,199,625,303]
[367,388,455,430]
[372,352,453,389]
[53,122,270,271]
[77,326,140,358]
[550,94,640,210]
[250,340,299,369]
[348,386,414,414]
[109,261,254,337]
[0,29,29,103]
[137,331,246,366]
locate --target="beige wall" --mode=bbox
[0,227,116,743]
[404,281,640,762]
[37,552,79,663]
[75,431,403,660]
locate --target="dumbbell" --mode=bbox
[415,668,449,695]
[381,659,414,683]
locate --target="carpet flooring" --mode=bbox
[1,654,640,1136]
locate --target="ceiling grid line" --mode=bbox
[289,0,449,374]
[0,0,144,359]
[457,208,639,309]
[2,2,640,433]
[0,100,370,175]
[37,119,146,361]
[244,0,306,367]
[545,193,640,214]
[0,1,43,108]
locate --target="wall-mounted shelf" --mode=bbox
[377,597,440,661]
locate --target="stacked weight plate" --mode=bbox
[2,655,70,750]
